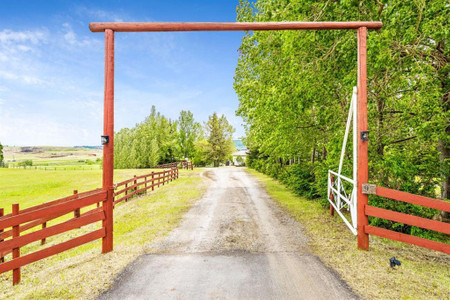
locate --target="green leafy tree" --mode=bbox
[178,110,200,159]
[205,113,235,167]
[235,0,449,240]
[0,141,3,166]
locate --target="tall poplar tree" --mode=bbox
[205,113,235,167]
[178,110,200,159]
[0,141,4,166]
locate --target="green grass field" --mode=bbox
[0,168,206,299]
[246,168,449,300]
[0,168,153,214]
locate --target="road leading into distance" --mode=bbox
[99,167,357,300]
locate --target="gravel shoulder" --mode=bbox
[99,167,357,299]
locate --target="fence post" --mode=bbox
[12,203,21,285]
[0,208,3,263]
[39,220,48,245]
[102,28,115,254]
[134,175,137,194]
[357,27,369,251]
[330,174,335,216]
[74,190,80,218]
[144,176,147,191]
[151,172,155,191]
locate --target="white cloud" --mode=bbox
[0,29,47,45]
[0,29,48,63]
[75,6,127,22]
[0,113,100,146]
[62,23,98,47]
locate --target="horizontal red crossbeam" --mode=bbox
[89,22,383,32]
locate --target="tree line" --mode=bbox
[0,141,3,167]
[235,0,448,241]
[114,106,235,168]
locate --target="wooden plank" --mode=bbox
[366,205,450,235]
[376,186,450,212]
[0,229,105,275]
[0,192,106,230]
[115,178,135,187]
[114,186,129,197]
[89,21,383,32]
[0,189,102,220]
[1,209,74,240]
[365,225,450,254]
[0,211,104,253]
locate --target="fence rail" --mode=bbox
[0,190,106,284]
[363,185,450,254]
[155,160,193,170]
[113,168,178,205]
[0,165,183,285]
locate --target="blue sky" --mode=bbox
[0,0,247,146]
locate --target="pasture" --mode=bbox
[0,167,206,299]
[3,146,102,170]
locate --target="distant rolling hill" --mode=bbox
[233,140,246,151]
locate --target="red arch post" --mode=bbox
[102,29,114,253]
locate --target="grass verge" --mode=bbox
[246,168,449,300]
[0,169,207,299]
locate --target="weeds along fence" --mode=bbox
[0,167,179,285]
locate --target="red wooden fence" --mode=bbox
[363,185,450,254]
[113,168,178,205]
[0,167,180,285]
[155,160,193,170]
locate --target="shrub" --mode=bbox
[18,160,33,167]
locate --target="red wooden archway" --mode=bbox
[89,21,383,253]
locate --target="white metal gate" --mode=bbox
[328,87,357,235]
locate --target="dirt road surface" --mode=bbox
[99,167,357,300]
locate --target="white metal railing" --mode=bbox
[328,170,357,235]
[327,86,357,235]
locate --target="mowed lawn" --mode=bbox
[0,168,207,299]
[246,169,449,300]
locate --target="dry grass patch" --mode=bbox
[246,168,449,300]
[0,169,207,299]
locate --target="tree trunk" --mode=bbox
[311,139,316,164]
[437,39,449,218]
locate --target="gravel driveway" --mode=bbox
[99,167,357,300]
